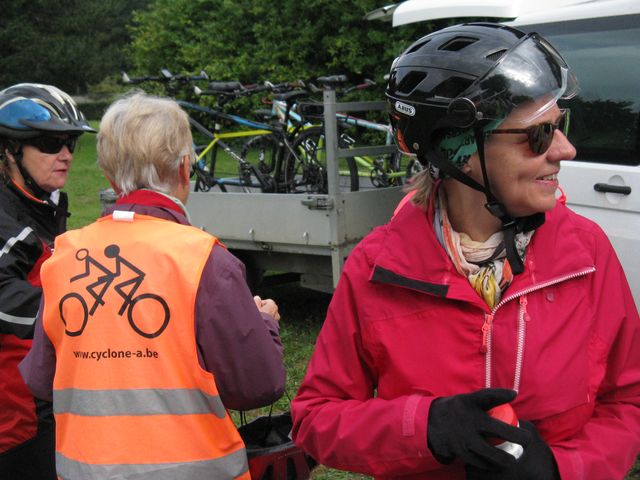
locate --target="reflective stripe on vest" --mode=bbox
[56,449,249,480]
[41,213,249,479]
[54,388,227,418]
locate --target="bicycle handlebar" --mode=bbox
[121,68,209,85]
[316,75,349,86]
[263,80,306,93]
[195,80,306,99]
[310,76,377,94]
[122,69,377,98]
[195,83,272,99]
[213,81,245,92]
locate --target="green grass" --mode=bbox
[65,121,110,229]
[248,283,372,480]
[63,125,639,480]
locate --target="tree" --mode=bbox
[127,0,428,96]
[0,0,150,93]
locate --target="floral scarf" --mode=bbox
[434,187,534,309]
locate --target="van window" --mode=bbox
[522,15,640,166]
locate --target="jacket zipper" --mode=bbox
[483,266,596,391]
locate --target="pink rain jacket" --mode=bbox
[292,201,640,479]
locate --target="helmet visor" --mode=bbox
[458,33,579,124]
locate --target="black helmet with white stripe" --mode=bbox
[0,83,96,140]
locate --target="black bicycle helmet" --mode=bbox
[386,22,577,158]
[386,22,578,274]
[0,83,95,140]
[238,412,316,480]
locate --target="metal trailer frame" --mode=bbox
[186,90,405,293]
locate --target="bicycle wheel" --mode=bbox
[239,134,280,192]
[388,150,405,186]
[240,134,279,176]
[284,126,358,193]
[369,150,406,188]
[406,158,424,180]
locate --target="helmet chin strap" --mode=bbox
[472,126,525,275]
[8,144,52,203]
[425,128,544,276]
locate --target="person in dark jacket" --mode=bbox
[20,92,285,479]
[0,83,95,479]
[292,23,640,479]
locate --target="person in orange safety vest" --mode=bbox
[20,93,286,479]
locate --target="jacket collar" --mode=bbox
[115,189,187,215]
[104,190,190,226]
[370,199,595,310]
[2,179,69,237]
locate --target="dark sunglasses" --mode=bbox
[24,136,78,154]
[488,109,570,155]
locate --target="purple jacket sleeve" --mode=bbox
[18,297,56,402]
[195,244,285,410]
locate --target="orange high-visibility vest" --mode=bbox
[41,211,250,480]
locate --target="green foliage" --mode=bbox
[75,100,112,121]
[0,0,150,93]
[127,0,427,96]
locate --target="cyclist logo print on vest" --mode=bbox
[59,244,170,339]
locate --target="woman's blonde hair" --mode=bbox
[97,93,193,196]
[406,169,434,210]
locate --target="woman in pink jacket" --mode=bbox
[291,23,640,479]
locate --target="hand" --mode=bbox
[254,296,280,322]
[465,420,560,480]
[427,388,531,470]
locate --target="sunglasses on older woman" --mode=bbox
[488,109,570,155]
[24,136,78,154]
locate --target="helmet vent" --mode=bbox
[397,71,428,94]
[432,77,474,99]
[486,49,507,62]
[406,39,431,54]
[439,36,478,52]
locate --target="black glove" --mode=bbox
[427,388,531,470]
[465,420,560,480]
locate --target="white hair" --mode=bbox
[97,93,193,196]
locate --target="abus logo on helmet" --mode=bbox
[395,101,415,116]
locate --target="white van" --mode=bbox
[375,0,640,307]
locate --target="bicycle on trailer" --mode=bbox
[187,80,317,193]
[282,75,410,192]
[123,70,275,192]
[122,69,331,193]
[121,69,399,193]
[158,72,358,193]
